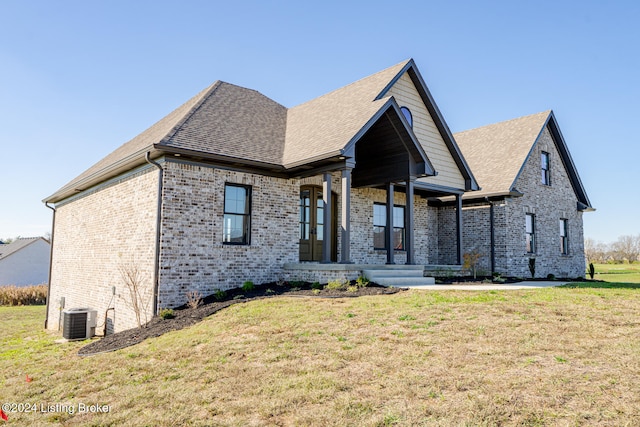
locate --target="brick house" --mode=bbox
[43,59,591,333]
[446,111,594,278]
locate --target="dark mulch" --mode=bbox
[435,276,586,285]
[78,282,403,356]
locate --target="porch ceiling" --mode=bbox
[351,108,433,188]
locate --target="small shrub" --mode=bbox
[325,279,349,290]
[213,289,227,301]
[242,281,255,292]
[276,276,287,287]
[159,308,175,319]
[347,285,359,293]
[265,288,275,295]
[186,290,202,309]
[588,263,595,280]
[312,288,321,295]
[463,250,482,279]
[311,281,323,290]
[547,273,556,281]
[356,276,370,288]
[289,280,305,288]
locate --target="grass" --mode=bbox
[590,263,640,283]
[2,286,640,425]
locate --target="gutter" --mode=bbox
[145,152,163,316]
[485,197,495,275]
[44,202,56,329]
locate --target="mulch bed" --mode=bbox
[78,282,403,356]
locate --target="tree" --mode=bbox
[611,235,640,263]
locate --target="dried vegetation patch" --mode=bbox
[1,286,640,426]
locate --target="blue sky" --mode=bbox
[1,0,638,243]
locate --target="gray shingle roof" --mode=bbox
[284,60,409,166]
[54,83,217,198]
[0,237,48,261]
[46,59,477,203]
[453,111,551,198]
[162,82,287,165]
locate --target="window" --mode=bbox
[541,152,551,185]
[560,219,569,255]
[223,183,251,244]
[526,213,536,253]
[400,106,413,128]
[373,203,405,250]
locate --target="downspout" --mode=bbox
[485,197,495,275]
[44,202,56,329]
[145,152,163,316]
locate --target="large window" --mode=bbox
[373,203,405,250]
[560,219,569,255]
[526,213,536,253]
[223,183,251,245]
[541,152,551,185]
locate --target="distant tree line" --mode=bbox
[585,234,640,264]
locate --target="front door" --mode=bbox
[299,186,336,261]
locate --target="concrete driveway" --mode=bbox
[403,281,566,290]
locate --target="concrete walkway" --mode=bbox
[400,281,566,290]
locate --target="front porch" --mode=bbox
[282,263,464,287]
[292,101,467,268]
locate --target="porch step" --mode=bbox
[363,269,435,287]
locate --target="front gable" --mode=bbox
[513,113,593,212]
[384,72,467,190]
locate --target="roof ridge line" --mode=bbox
[159,81,223,145]
[454,110,552,135]
[288,59,411,110]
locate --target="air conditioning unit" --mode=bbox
[62,308,98,340]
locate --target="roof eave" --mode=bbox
[157,145,287,174]
[44,146,156,204]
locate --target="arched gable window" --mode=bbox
[400,106,413,128]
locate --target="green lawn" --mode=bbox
[591,263,640,283]
[2,286,640,426]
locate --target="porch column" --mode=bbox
[322,173,332,263]
[340,168,352,263]
[386,182,395,264]
[456,194,463,265]
[405,178,415,265]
